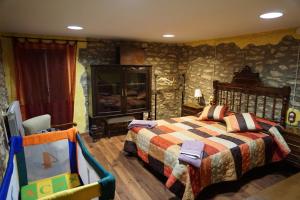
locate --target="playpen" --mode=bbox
[0,128,115,200]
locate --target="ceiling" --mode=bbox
[1,0,300,42]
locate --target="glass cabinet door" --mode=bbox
[95,68,122,115]
[125,68,149,112]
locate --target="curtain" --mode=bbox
[14,39,76,125]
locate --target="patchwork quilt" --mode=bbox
[124,116,290,200]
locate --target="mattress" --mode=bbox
[124,115,290,199]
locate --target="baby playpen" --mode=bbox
[0,128,115,200]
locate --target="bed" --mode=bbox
[123,66,291,200]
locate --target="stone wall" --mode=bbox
[0,40,8,182]
[78,40,183,127]
[0,42,8,110]
[182,36,300,116]
[78,36,300,129]
[247,36,300,109]
[182,43,245,105]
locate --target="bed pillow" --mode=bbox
[223,113,262,133]
[198,105,227,121]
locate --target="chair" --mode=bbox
[6,101,76,136]
[22,114,77,135]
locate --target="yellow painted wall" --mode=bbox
[1,38,16,102]
[187,27,300,48]
[73,42,87,133]
[0,34,88,133]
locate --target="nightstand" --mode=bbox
[283,127,300,168]
[181,103,204,117]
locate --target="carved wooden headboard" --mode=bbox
[213,66,291,127]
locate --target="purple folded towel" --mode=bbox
[179,140,205,168]
[128,119,157,129]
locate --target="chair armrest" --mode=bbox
[52,122,77,129]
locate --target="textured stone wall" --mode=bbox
[143,42,182,119]
[247,36,300,109]
[0,40,8,182]
[78,40,183,125]
[0,42,8,110]
[183,43,244,105]
[182,36,300,117]
[78,36,300,128]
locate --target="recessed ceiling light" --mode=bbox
[163,34,175,38]
[67,25,83,30]
[260,12,283,19]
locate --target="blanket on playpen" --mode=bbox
[124,115,290,199]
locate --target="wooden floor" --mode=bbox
[82,133,299,200]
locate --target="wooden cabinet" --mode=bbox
[283,127,300,168]
[88,65,151,137]
[181,104,204,116]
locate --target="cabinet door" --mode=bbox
[125,66,150,112]
[95,67,123,115]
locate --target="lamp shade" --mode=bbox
[194,89,202,97]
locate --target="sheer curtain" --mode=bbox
[13,39,76,125]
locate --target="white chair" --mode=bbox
[6,101,76,136]
[22,114,51,135]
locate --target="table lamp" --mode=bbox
[194,88,205,106]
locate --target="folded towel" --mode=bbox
[180,151,202,159]
[128,119,157,129]
[179,140,205,168]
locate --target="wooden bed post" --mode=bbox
[182,73,185,106]
[213,80,219,105]
[154,74,158,120]
[281,86,291,127]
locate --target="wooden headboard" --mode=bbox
[213,66,291,127]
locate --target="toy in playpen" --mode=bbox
[0,128,115,200]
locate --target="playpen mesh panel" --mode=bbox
[77,143,100,185]
[5,156,20,200]
[24,139,70,182]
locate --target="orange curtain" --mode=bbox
[13,39,76,125]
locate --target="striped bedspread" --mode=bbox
[124,116,290,200]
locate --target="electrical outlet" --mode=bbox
[287,108,300,126]
[288,111,296,123]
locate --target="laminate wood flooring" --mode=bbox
[82,134,299,200]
